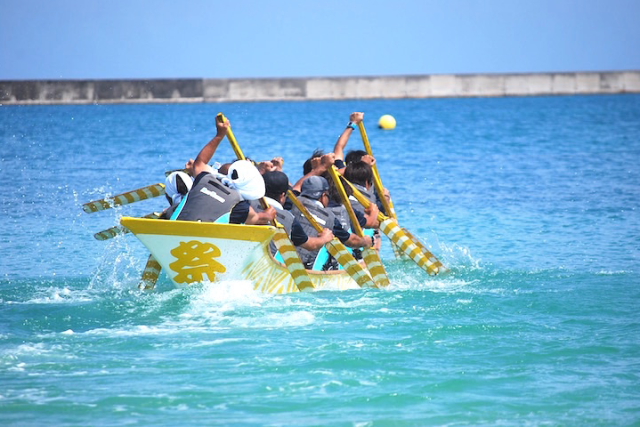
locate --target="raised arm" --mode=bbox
[292,153,336,192]
[192,118,230,177]
[333,112,364,163]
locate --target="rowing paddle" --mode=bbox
[327,165,390,288]
[357,121,400,222]
[93,212,161,240]
[217,113,315,292]
[83,183,166,213]
[138,254,162,290]
[92,211,165,290]
[356,120,405,258]
[164,168,189,177]
[340,175,445,276]
[359,120,441,264]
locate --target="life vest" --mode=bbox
[326,203,372,263]
[250,198,295,257]
[348,183,376,214]
[327,204,351,231]
[175,172,243,222]
[250,198,294,232]
[290,196,336,270]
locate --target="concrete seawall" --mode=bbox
[1,71,639,105]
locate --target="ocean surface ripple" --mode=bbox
[1,95,639,425]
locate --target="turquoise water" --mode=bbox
[1,95,639,425]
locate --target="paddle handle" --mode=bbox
[357,121,398,221]
[217,113,314,291]
[217,113,274,217]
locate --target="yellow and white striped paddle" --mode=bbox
[139,254,162,290]
[357,120,404,258]
[341,176,445,276]
[287,190,376,288]
[326,165,390,288]
[218,113,314,292]
[357,121,400,222]
[83,177,173,291]
[83,183,166,213]
[93,212,162,241]
[359,120,441,265]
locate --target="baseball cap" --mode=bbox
[300,176,329,200]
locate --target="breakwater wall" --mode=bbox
[2,71,639,105]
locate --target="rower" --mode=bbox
[290,175,374,270]
[169,118,275,225]
[159,171,193,219]
[250,171,333,257]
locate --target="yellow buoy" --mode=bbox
[378,114,396,130]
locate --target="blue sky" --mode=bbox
[1,0,639,80]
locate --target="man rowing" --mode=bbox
[171,118,276,225]
[250,171,334,257]
[290,157,375,270]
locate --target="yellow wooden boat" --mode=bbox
[121,217,361,293]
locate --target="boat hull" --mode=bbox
[120,217,361,293]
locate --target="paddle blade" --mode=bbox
[401,227,446,273]
[272,228,315,291]
[93,212,162,240]
[379,218,443,276]
[139,254,162,290]
[83,183,166,213]
[94,225,127,241]
[340,176,444,269]
[325,240,376,288]
[362,247,391,287]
